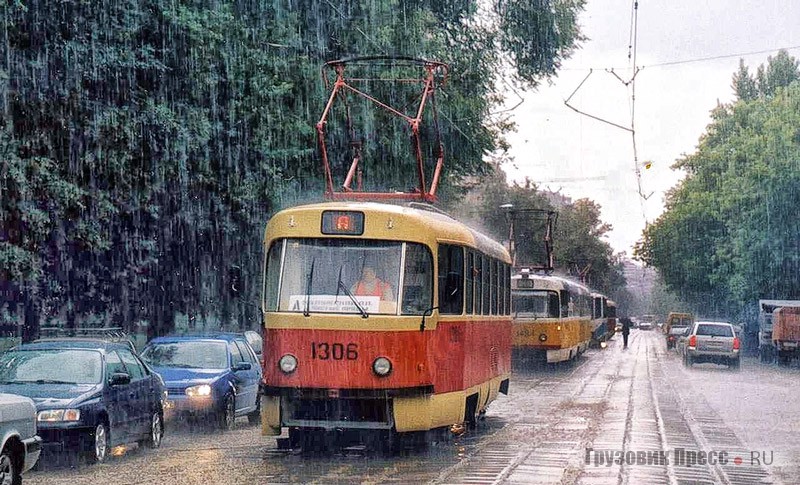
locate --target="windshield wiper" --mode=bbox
[304,258,315,317]
[336,265,368,318]
[26,379,77,385]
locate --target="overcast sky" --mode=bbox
[502,0,800,254]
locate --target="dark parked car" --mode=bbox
[0,340,165,463]
[140,334,262,430]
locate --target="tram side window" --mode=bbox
[548,292,560,318]
[500,264,506,315]
[491,260,498,315]
[475,254,483,314]
[465,252,474,315]
[263,240,283,312]
[503,264,511,315]
[482,256,490,315]
[593,298,603,319]
[401,243,433,315]
[438,245,464,315]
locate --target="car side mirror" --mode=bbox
[109,372,131,386]
[233,362,252,371]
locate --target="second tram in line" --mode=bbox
[511,271,593,364]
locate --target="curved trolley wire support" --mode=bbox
[503,207,558,273]
[316,56,449,202]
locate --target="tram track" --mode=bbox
[655,346,775,485]
[433,342,621,484]
[578,331,776,485]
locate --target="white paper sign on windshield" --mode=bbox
[288,295,379,313]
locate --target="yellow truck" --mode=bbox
[665,312,693,350]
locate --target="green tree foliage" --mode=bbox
[1,1,585,337]
[731,59,757,101]
[494,0,586,88]
[735,49,800,99]
[454,166,627,299]
[635,52,800,321]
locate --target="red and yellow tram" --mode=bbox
[259,202,512,444]
[511,271,592,363]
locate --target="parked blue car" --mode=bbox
[0,339,166,463]
[140,334,262,430]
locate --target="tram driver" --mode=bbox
[351,265,394,301]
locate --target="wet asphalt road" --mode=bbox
[27,330,799,484]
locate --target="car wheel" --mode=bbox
[248,396,261,425]
[90,422,109,463]
[217,395,236,431]
[0,446,21,485]
[144,411,163,448]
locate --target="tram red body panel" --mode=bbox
[264,320,511,393]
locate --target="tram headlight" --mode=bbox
[372,357,392,377]
[279,354,298,374]
[539,333,548,342]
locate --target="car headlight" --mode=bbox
[38,409,81,422]
[372,357,392,377]
[185,384,212,398]
[279,354,297,374]
[539,333,548,342]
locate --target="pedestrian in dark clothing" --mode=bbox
[621,317,631,349]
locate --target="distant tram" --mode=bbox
[605,299,618,336]
[591,293,616,345]
[260,202,512,447]
[511,271,592,363]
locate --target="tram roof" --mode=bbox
[266,201,510,262]
[511,272,592,295]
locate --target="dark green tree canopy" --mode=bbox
[636,52,800,321]
[453,166,627,301]
[1,0,586,337]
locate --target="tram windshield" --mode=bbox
[512,290,560,318]
[265,239,433,316]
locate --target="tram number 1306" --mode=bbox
[311,342,358,360]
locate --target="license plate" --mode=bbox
[163,400,175,410]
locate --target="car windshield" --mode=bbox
[696,324,734,337]
[141,341,228,369]
[0,349,102,385]
[265,239,433,316]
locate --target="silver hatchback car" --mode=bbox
[683,321,741,369]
